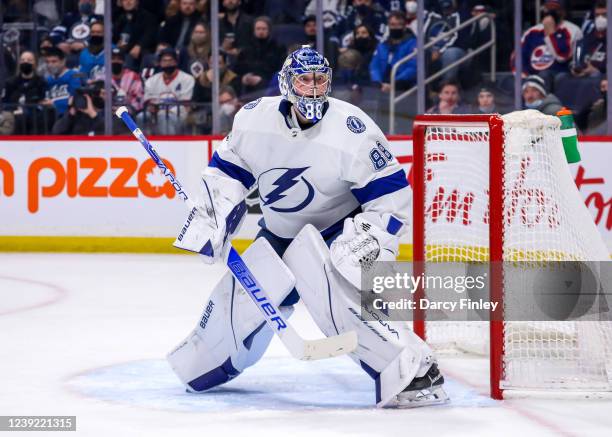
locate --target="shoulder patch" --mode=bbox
[243,98,262,110]
[346,116,366,133]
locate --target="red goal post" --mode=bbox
[412,114,505,399]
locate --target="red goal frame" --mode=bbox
[412,114,505,400]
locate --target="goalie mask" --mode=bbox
[278,46,332,123]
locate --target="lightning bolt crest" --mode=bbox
[263,167,310,206]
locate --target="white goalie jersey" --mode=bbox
[207,95,410,240]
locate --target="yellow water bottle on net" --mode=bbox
[557,107,581,163]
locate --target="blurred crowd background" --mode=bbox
[0,0,608,136]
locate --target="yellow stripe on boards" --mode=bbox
[0,237,253,254]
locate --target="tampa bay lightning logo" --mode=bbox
[258,167,315,213]
[346,116,366,133]
[243,98,261,110]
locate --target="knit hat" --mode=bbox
[522,75,547,96]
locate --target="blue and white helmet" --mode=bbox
[278,46,332,122]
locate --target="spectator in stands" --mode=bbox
[113,0,159,69]
[219,85,241,134]
[37,37,55,77]
[111,48,144,114]
[219,0,254,56]
[405,0,441,37]
[585,79,607,133]
[427,80,471,114]
[160,0,202,50]
[52,82,105,135]
[186,22,211,78]
[346,24,377,82]
[3,51,48,134]
[519,0,582,89]
[79,21,106,81]
[429,0,472,83]
[369,11,417,93]
[572,1,607,79]
[142,48,194,134]
[336,0,387,47]
[235,16,286,97]
[166,0,209,19]
[302,15,339,69]
[333,49,366,105]
[467,4,494,79]
[304,0,347,32]
[193,52,241,103]
[59,0,103,55]
[476,87,496,114]
[521,75,562,115]
[42,47,82,117]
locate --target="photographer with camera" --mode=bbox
[51,82,105,135]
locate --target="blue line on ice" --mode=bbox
[67,356,496,412]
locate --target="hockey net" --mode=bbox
[412,110,612,398]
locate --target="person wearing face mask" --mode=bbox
[234,16,286,97]
[369,11,416,94]
[186,22,211,78]
[572,1,607,79]
[113,0,158,67]
[404,0,440,38]
[218,85,240,135]
[42,47,82,118]
[345,24,376,84]
[522,75,562,116]
[3,51,47,134]
[111,48,144,115]
[79,21,111,81]
[189,52,240,133]
[335,0,387,47]
[519,0,582,89]
[141,48,195,134]
[302,15,339,69]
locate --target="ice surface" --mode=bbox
[1,253,611,436]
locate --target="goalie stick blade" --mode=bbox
[282,329,359,361]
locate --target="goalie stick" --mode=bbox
[115,106,358,361]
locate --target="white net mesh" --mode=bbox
[419,110,612,391]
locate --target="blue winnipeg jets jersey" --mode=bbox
[206,95,410,239]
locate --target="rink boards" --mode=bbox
[0,135,610,255]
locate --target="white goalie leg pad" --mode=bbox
[167,237,295,392]
[283,224,435,407]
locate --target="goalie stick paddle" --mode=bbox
[115,106,358,360]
